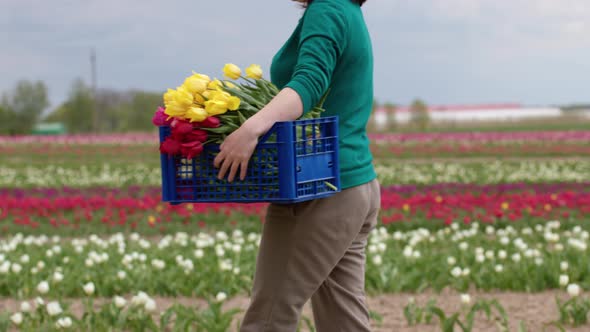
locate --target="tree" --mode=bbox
[1,80,49,134]
[409,99,430,131]
[0,103,16,135]
[46,79,94,133]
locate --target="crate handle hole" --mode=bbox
[328,161,333,168]
[296,165,302,172]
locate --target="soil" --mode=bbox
[0,290,585,331]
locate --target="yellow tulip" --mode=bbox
[164,101,187,118]
[191,71,211,82]
[163,88,176,105]
[208,89,230,103]
[223,63,241,80]
[183,76,208,95]
[186,106,208,122]
[194,93,205,105]
[208,79,222,90]
[175,86,194,107]
[227,96,241,111]
[245,64,263,80]
[205,100,228,115]
[223,81,239,90]
[202,90,211,99]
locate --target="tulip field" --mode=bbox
[1,130,590,331]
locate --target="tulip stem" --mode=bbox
[240,76,257,86]
[324,181,338,191]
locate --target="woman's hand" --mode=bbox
[213,121,260,182]
[213,87,304,182]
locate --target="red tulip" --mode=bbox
[152,107,172,126]
[171,118,193,135]
[184,129,208,143]
[160,137,181,155]
[180,140,204,159]
[197,116,221,128]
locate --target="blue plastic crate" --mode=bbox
[159,116,340,204]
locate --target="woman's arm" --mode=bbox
[213,87,303,182]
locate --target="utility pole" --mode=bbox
[90,48,98,132]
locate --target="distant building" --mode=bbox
[372,103,563,125]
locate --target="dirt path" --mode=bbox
[1,290,586,331]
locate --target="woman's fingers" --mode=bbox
[213,150,225,169]
[216,156,232,180]
[239,160,249,181]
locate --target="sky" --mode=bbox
[1,0,589,112]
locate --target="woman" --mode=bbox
[214,0,379,331]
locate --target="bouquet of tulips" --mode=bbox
[153,63,325,160]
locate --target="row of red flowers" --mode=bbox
[2,185,589,231]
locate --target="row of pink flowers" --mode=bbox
[370,131,590,144]
[3,130,590,146]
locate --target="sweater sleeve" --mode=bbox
[284,0,349,115]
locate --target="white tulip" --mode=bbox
[58,316,72,328]
[37,281,49,294]
[114,296,127,308]
[144,298,157,312]
[500,237,510,245]
[10,312,23,325]
[215,246,225,257]
[462,268,471,276]
[555,243,564,251]
[20,255,30,264]
[216,292,227,302]
[567,283,581,297]
[485,250,495,260]
[476,255,485,263]
[117,270,127,280]
[83,282,95,296]
[559,275,569,287]
[37,261,45,269]
[46,301,62,316]
[447,256,457,265]
[511,253,521,263]
[35,297,45,306]
[494,264,504,273]
[498,250,507,260]
[216,232,228,241]
[460,294,471,304]
[0,261,10,274]
[53,271,64,283]
[131,291,150,306]
[247,233,258,242]
[403,247,413,258]
[368,245,377,254]
[20,301,31,313]
[534,258,543,266]
[459,242,468,251]
[372,255,383,266]
[560,261,569,271]
[194,249,204,259]
[11,263,22,274]
[451,267,462,278]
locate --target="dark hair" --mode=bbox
[293,0,366,7]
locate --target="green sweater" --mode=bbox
[270,0,376,190]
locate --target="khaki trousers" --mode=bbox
[240,179,381,332]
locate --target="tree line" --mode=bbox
[0,79,162,135]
